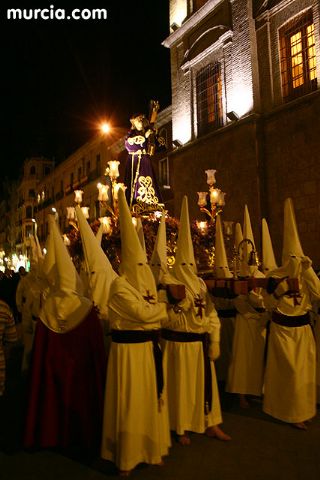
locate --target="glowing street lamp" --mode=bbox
[100,122,111,134]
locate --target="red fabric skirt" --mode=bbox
[24,308,106,452]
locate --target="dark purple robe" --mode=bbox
[124,129,162,208]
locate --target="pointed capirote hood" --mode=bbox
[239,205,257,277]
[172,196,200,294]
[40,215,92,333]
[95,223,104,245]
[117,188,157,297]
[214,215,232,279]
[233,222,243,278]
[262,218,278,274]
[136,217,146,252]
[41,226,57,288]
[150,213,167,284]
[267,198,305,279]
[75,205,117,318]
[234,222,243,252]
[282,197,304,263]
[243,204,256,249]
[29,235,41,272]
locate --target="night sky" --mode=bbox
[1,0,171,188]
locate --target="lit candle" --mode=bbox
[218,191,226,206]
[197,191,208,207]
[74,189,83,204]
[107,160,120,180]
[97,183,109,202]
[113,183,127,200]
[99,216,112,234]
[63,234,70,246]
[81,206,89,219]
[66,206,75,220]
[205,169,217,186]
[196,220,208,234]
[223,220,234,237]
[132,217,138,227]
[209,187,220,205]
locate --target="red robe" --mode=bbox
[24,308,106,453]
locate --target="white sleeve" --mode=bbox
[110,285,167,325]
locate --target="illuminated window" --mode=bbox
[196,62,223,136]
[279,10,317,101]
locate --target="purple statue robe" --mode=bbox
[124,129,162,208]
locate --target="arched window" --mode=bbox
[30,165,36,175]
[196,62,223,135]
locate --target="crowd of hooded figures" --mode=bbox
[0,190,320,475]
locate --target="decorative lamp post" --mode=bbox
[198,171,226,222]
[100,160,122,217]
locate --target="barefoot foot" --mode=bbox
[119,470,131,476]
[206,425,231,441]
[292,422,307,430]
[178,434,191,446]
[239,394,250,409]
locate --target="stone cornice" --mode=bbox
[162,0,225,48]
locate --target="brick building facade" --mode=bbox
[164,0,320,267]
